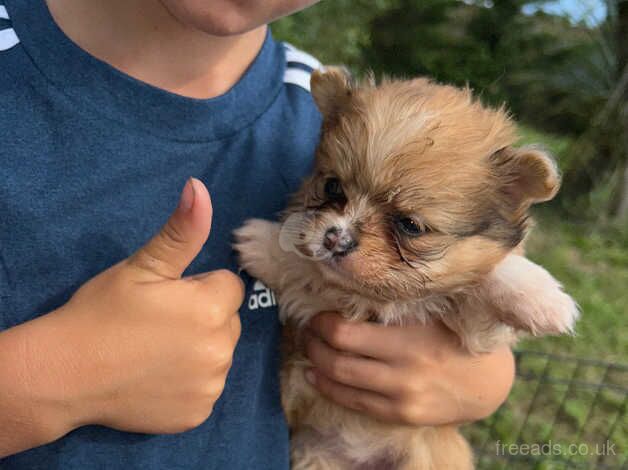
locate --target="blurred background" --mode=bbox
[273,1,626,468]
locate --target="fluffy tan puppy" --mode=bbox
[234,68,578,470]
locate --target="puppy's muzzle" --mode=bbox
[323,226,358,257]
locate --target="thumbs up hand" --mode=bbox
[49,178,244,435]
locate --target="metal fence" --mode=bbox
[465,350,627,469]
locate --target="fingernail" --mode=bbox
[178,178,195,212]
[305,369,316,385]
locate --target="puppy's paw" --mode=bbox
[484,255,580,336]
[233,219,281,285]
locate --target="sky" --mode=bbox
[523,0,608,26]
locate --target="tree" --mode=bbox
[553,0,628,219]
[272,0,397,70]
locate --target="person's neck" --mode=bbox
[45,0,267,99]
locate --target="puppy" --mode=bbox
[234,68,578,470]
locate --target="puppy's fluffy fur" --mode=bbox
[234,68,578,470]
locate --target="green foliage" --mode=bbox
[518,125,573,159]
[364,0,474,81]
[272,0,397,70]
[511,3,626,216]
[523,212,628,361]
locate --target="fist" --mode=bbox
[56,178,244,434]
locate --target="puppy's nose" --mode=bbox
[323,227,358,256]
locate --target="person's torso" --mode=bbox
[0,1,322,468]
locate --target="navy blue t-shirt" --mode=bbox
[0,1,322,468]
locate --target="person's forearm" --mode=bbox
[0,309,84,458]
[454,345,515,424]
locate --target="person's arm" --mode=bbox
[0,311,84,456]
[304,312,514,425]
[0,179,244,458]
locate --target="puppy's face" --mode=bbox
[283,69,559,302]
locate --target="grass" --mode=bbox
[463,126,628,469]
[523,215,628,362]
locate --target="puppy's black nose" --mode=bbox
[323,227,358,256]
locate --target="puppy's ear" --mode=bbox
[490,146,560,212]
[310,66,353,120]
[480,254,579,336]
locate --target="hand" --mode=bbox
[304,312,515,426]
[0,178,244,456]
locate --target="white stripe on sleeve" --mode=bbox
[283,68,312,92]
[0,6,9,20]
[0,28,19,51]
[285,48,322,71]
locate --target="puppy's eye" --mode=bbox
[395,217,428,237]
[324,178,345,202]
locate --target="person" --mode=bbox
[0,0,515,468]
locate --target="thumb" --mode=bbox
[129,178,212,279]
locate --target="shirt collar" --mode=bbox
[5,0,285,142]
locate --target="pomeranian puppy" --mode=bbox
[234,68,578,470]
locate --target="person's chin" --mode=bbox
[192,15,265,37]
[160,1,265,36]
[197,18,265,37]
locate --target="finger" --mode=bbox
[305,369,397,422]
[309,312,406,361]
[128,178,213,279]
[305,332,397,395]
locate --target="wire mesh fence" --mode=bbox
[464,350,627,469]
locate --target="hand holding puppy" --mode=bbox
[305,312,514,426]
[0,179,244,457]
